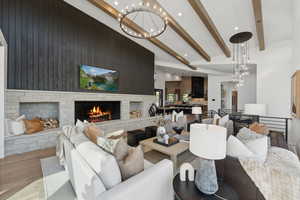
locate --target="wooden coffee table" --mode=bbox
[140,137,189,171]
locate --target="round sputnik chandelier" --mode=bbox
[118,1,168,39]
[229,31,253,88]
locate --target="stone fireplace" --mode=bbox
[4,89,157,156]
[75,101,121,123]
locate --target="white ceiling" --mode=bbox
[65,0,292,73]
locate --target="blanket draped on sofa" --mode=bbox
[239,147,300,200]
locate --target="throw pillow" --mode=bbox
[113,138,129,161]
[84,125,104,144]
[172,111,184,122]
[249,122,269,135]
[227,135,268,162]
[97,130,126,154]
[172,110,177,122]
[118,145,144,180]
[5,115,26,136]
[176,111,184,122]
[23,118,44,134]
[219,115,229,127]
[213,114,221,125]
[75,119,90,133]
[244,136,268,162]
[227,135,254,158]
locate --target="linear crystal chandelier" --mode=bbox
[229,32,253,88]
[118,1,168,39]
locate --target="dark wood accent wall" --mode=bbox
[0,0,154,95]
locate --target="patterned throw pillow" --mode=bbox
[249,122,269,135]
[97,130,126,154]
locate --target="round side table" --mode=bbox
[173,173,239,200]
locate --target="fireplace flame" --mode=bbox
[88,106,111,121]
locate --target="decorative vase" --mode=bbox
[157,126,166,143]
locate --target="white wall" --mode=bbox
[0,30,7,158]
[255,41,292,117]
[239,71,257,111]
[208,69,257,112]
[207,41,292,118]
[290,0,300,146]
[222,82,235,109]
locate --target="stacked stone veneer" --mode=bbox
[4,89,157,156]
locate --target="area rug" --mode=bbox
[40,156,76,200]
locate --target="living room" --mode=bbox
[0,0,300,200]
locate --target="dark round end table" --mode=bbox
[173,173,239,200]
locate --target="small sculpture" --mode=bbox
[180,163,195,182]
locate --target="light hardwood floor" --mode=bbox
[0,148,56,200]
[0,146,196,200]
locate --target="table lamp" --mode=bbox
[190,124,227,195]
[192,106,202,122]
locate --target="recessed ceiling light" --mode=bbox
[234,26,239,31]
[178,12,182,17]
[114,1,119,6]
[184,53,188,57]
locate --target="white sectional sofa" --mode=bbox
[62,131,174,200]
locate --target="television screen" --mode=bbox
[80,65,119,91]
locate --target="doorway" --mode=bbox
[232,90,238,112]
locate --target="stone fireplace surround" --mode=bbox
[4,89,157,156]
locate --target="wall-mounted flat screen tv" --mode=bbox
[80,65,119,92]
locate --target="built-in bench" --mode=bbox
[4,128,61,156]
[4,116,159,156]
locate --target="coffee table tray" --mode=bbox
[153,138,179,147]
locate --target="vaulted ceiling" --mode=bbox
[65,0,292,73]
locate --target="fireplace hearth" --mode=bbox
[75,101,120,123]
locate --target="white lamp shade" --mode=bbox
[244,104,267,116]
[192,107,202,114]
[190,124,227,160]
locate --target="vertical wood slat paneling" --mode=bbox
[0,0,154,95]
[32,0,39,90]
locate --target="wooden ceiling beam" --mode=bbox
[252,0,265,51]
[187,0,231,57]
[145,0,211,62]
[88,0,196,70]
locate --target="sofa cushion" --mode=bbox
[244,136,268,162]
[76,141,122,189]
[70,148,106,200]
